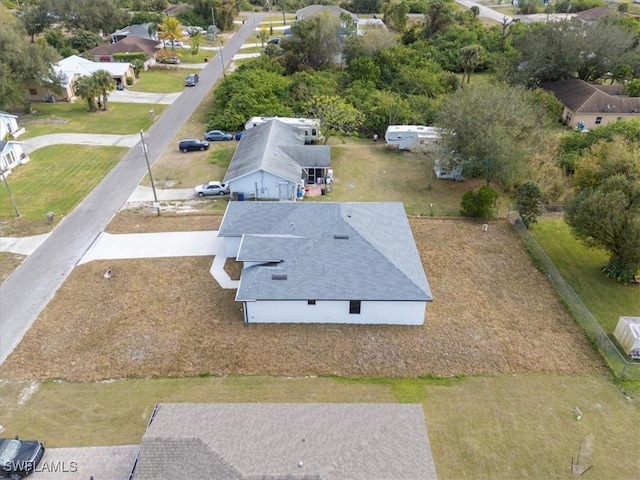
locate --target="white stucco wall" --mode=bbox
[230,171,297,200]
[223,237,242,258]
[244,300,426,325]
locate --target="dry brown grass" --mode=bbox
[0,252,25,283]
[0,217,606,381]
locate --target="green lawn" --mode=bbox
[529,218,640,333]
[0,374,637,479]
[0,145,126,232]
[21,102,167,137]
[127,67,202,93]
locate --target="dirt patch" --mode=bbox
[0,252,26,283]
[105,211,221,233]
[0,218,607,381]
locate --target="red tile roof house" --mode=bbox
[132,403,438,480]
[87,36,162,68]
[539,79,640,130]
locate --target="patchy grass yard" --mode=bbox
[1,217,606,381]
[20,102,167,137]
[529,218,640,333]
[0,374,637,479]
[0,145,126,235]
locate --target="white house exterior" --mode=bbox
[0,112,28,174]
[0,111,25,140]
[244,117,321,143]
[224,120,331,200]
[217,202,432,325]
[385,125,443,151]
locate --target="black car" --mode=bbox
[0,437,45,478]
[185,74,199,87]
[179,139,210,152]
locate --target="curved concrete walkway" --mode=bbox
[22,133,139,155]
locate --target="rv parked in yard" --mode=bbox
[244,117,321,143]
[385,125,442,151]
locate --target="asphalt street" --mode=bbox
[0,13,266,365]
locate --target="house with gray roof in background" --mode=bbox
[132,403,438,480]
[218,201,432,325]
[539,79,640,130]
[224,119,331,200]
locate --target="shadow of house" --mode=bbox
[224,120,331,201]
[539,79,640,130]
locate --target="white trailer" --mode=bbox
[244,117,321,143]
[385,125,442,151]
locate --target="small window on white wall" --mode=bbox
[595,116,603,125]
[349,300,361,314]
[307,300,316,305]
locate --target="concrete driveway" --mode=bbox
[109,90,182,104]
[22,133,139,155]
[30,445,138,480]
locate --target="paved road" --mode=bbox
[0,13,266,365]
[455,0,512,22]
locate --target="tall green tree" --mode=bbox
[564,138,640,282]
[281,12,342,73]
[516,181,543,228]
[50,0,129,34]
[18,0,54,43]
[423,0,454,38]
[0,5,61,111]
[304,95,362,144]
[436,83,553,188]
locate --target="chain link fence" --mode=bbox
[508,210,640,381]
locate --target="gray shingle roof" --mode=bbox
[539,79,640,114]
[134,403,437,480]
[224,120,331,184]
[219,202,432,302]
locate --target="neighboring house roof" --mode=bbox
[133,403,437,480]
[112,23,156,41]
[0,139,22,155]
[296,5,358,21]
[54,55,133,87]
[0,111,18,120]
[219,202,432,302]
[539,79,640,115]
[575,6,613,22]
[89,36,161,57]
[224,120,331,184]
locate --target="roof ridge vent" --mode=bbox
[334,233,349,239]
[272,274,288,280]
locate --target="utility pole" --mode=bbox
[219,41,226,79]
[139,130,160,216]
[0,170,20,217]
[211,6,215,31]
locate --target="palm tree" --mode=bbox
[159,17,184,51]
[460,45,482,85]
[74,76,99,112]
[92,69,115,110]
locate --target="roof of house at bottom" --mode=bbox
[218,202,432,302]
[133,403,438,480]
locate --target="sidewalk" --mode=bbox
[22,133,139,155]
